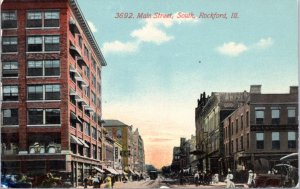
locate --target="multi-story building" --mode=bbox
[188,135,198,173]
[223,85,298,173]
[114,140,123,173]
[171,138,191,173]
[1,0,106,187]
[103,120,134,174]
[133,128,145,175]
[195,91,249,173]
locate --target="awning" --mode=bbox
[84,106,94,112]
[78,138,89,148]
[70,112,82,123]
[104,168,119,175]
[70,135,83,146]
[75,98,87,105]
[69,65,81,77]
[93,166,105,173]
[127,168,134,175]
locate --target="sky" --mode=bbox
[77,0,298,169]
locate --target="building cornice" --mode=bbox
[69,0,107,66]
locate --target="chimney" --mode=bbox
[250,85,261,94]
[290,86,298,94]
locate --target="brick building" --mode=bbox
[195,91,248,173]
[1,0,106,186]
[223,85,298,173]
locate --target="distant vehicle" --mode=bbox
[254,153,298,188]
[149,171,158,180]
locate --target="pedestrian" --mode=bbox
[111,175,115,188]
[194,171,199,186]
[83,176,88,188]
[225,170,235,188]
[104,174,112,188]
[179,169,183,185]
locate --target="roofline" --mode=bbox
[69,0,107,66]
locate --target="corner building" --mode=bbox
[1,0,107,186]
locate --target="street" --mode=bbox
[113,176,247,188]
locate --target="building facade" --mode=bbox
[1,0,106,186]
[223,85,298,173]
[133,128,145,175]
[195,91,249,174]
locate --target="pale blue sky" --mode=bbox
[77,0,298,168]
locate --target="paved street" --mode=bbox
[112,177,248,188]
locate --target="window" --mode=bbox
[45,85,60,100]
[91,92,96,105]
[98,147,102,160]
[83,66,90,78]
[27,11,42,27]
[235,138,238,152]
[247,133,249,149]
[3,86,18,101]
[92,144,97,159]
[78,36,83,48]
[2,36,17,52]
[45,109,60,124]
[117,129,122,139]
[92,74,96,87]
[256,133,264,149]
[272,132,280,150]
[28,85,43,100]
[288,132,296,148]
[2,109,18,125]
[241,115,243,129]
[97,97,101,109]
[2,11,17,28]
[271,108,280,125]
[44,11,59,27]
[255,107,264,124]
[235,119,238,133]
[92,127,97,140]
[27,60,60,76]
[288,107,296,124]
[45,60,60,76]
[2,61,18,77]
[28,109,43,125]
[27,84,60,100]
[246,111,249,127]
[28,109,60,125]
[240,136,243,150]
[231,122,233,135]
[84,45,90,59]
[84,86,90,98]
[97,82,101,94]
[45,36,59,51]
[92,57,97,70]
[84,122,90,136]
[27,36,43,51]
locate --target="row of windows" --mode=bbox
[2,10,60,29]
[2,109,60,125]
[226,131,296,154]
[2,36,60,53]
[3,84,60,101]
[255,107,296,124]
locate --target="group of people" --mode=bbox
[193,170,216,186]
[84,174,116,188]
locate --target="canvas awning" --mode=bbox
[70,135,83,145]
[104,167,119,175]
[93,166,105,173]
[78,138,89,148]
